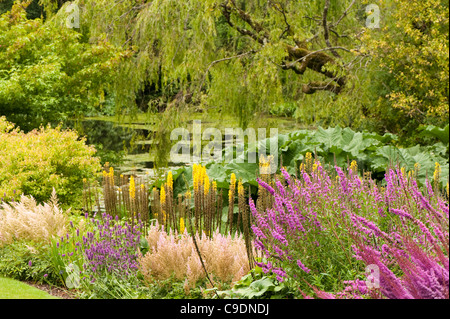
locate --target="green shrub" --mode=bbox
[0,240,60,286]
[0,116,101,208]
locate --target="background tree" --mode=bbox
[34,0,370,128]
[0,1,131,131]
[361,0,449,142]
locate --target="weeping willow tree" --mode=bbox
[35,0,373,166]
[38,0,369,116]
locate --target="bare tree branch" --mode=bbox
[331,0,357,29]
[198,50,257,92]
[269,1,291,39]
[322,0,341,58]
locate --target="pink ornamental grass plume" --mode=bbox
[138,222,251,289]
[0,190,68,246]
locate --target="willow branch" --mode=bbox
[198,50,256,92]
[323,0,341,58]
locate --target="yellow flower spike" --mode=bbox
[109,167,114,186]
[259,155,272,174]
[400,167,406,177]
[193,164,200,191]
[305,152,313,168]
[212,181,217,193]
[299,163,305,172]
[238,179,244,196]
[201,166,207,187]
[230,173,237,190]
[446,182,449,198]
[129,176,136,200]
[350,160,358,173]
[179,217,185,234]
[185,190,192,199]
[160,185,166,205]
[141,184,145,190]
[167,171,173,190]
[204,174,210,195]
[434,162,441,182]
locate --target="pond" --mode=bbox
[69,113,307,180]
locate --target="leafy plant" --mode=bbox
[251,163,448,299]
[0,117,101,208]
[217,267,298,299]
[152,126,449,198]
[0,2,131,131]
[0,240,60,286]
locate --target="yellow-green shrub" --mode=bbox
[0,116,101,207]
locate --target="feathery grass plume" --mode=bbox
[137,222,251,291]
[0,190,68,246]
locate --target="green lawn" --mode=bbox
[0,277,60,299]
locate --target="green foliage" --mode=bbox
[419,124,449,157]
[77,271,145,299]
[31,0,369,130]
[143,275,209,299]
[0,2,130,131]
[153,126,449,198]
[0,116,101,207]
[218,267,298,299]
[0,240,60,285]
[361,0,449,140]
